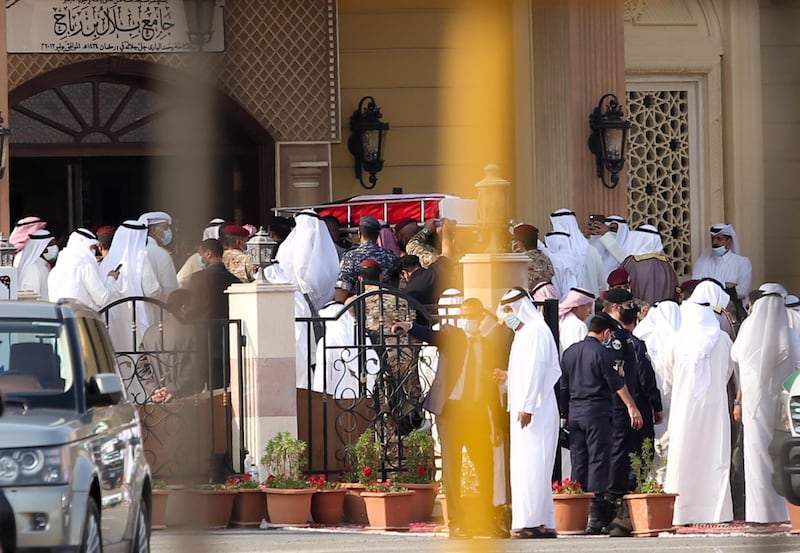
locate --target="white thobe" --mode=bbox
[582,246,606,297]
[312,304,378,398]
[559,313,588,355]
[591,233,627,281]
[664,332,734,525]
[692,251,752,300]
[507,322,560,530]
[48,261,120,311]
[106,257,162,352]
[145,239,178,301]
[19,257,50,301]
[176,252,203,289]
[731,331,797,523]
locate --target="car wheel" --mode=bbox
[80,500,102,553]
[130,499,150,553]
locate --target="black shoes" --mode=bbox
[511,526,557,539]
[448,526,471,540]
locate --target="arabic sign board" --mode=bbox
[6,0,225,53]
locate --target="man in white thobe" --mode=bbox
[731,283,800,523]
[276,210,340,312]
[542,232,582,299]
[663,281,734,524]
[15,229,57,300]
[588,214,630,281]
[48,229,120,310]
[99,220,162,352]
[138,211,178,301]
[550,209,605,297]
[496,287,561,538]
[632,299,681,482]
[692,224,752,305]
[558,287,595,354]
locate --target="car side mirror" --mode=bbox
[87,374,125,408]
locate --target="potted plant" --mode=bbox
[340,429,384,524]
[308,474,346,525]
[151,481,170,530]
[185,482,238,529]
[624,438,678,537]
[361,480,416,531]
[551,478,594,535]
[260,431,315,526]
[395,429,439,522]
[227,473,267,527]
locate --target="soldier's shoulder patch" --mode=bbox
[611,339,623,351]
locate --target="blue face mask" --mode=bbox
[161,228,173,246]
[503,314,521,331]
[609,231,617,239]
[712,245,727,257]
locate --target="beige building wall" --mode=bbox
[761,0,800,292]
[624,0,767,286]
[334,0,515,203]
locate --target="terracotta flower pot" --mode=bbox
[552,493,594,535]
[624,493,678,537]
[362,491,415,531]
[402,483,438,522]
[186,489,237,529]
[311,488,347,524]
[229,489,267,527]
[164,485,189,527]
[340,483,368,524]
[151,489,170,530]
[264,488,315,526]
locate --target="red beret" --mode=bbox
[678,279,700,294]
[513,223,539,237]
[360,258,382,270]
[221,223,250,238]
[607,268,630,287]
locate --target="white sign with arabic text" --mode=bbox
[6,0,225,53]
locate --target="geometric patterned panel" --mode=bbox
[7,0,340,143]
[11,80,165,144]
[626,89,692,277]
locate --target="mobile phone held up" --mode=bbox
[589,214,605,223]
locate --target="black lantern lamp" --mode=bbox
[0,234,14,267]
[246,227,278,282]
[588,93,631,189]
[0,111,10,180]
[182,0,216,49]
[348,96,390,190]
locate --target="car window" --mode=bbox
[78,318,109,379]
[0,319,76,410]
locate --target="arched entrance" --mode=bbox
[8,57,275,244]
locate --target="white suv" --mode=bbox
[0,300,151,553]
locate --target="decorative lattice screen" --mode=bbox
[626,89,692,277]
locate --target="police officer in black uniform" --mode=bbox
[560,313,643,534]
[603,288,663,537]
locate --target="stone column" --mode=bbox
[514,0,627,226]
[227,281,298,473]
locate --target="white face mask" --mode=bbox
[503,313,521,331]
[464,319,480,335]
[43,245,59,262]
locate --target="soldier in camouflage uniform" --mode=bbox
[220,223,256,283]
[348,259,423,436]
[334,216,399,302]
[511,223,555,295]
